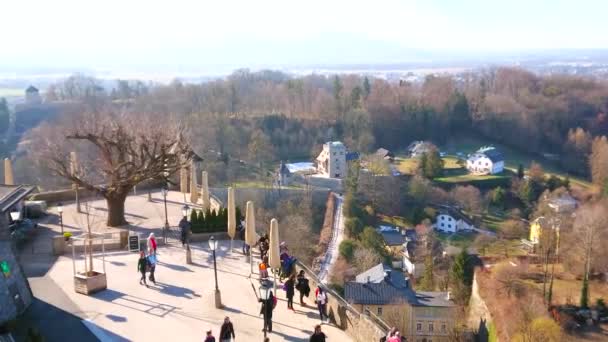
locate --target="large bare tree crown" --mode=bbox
[35,109,193,197]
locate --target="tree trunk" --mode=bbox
[106,193,128,227]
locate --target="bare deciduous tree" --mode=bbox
[31,109,192,226]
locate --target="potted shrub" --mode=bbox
[63,232,73,241]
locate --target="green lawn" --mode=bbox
[440,135,592,189]
[393,156,464,176]
[480,211,506,232]
[435,231,476,249]
[378,214,414,228]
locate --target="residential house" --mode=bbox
[0,185,35,327]
[25,86,41,105]
[377,225,407,256]
[466,146,504,175]
[315,141,347,179]
[547,193,577,213]
[433,208,475,234]
[529,216,549,245]
[375,148,395,162]
[407,141,434,158]
[345,264,456,341]
[276,161,291,187]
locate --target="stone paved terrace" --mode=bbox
[22,193,353,341]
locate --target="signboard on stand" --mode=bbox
[128,234,140,252]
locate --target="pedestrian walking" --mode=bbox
[219,316,235,342]
[204,329,216,342]
[309,324,327,342]
[147,233,157,255]
[137,251,148,287]
[387,331,401,342]
[147,252,157,285]
[259,290,275,333]
[296,270,311,306]
[315,286,328,323]
[259,257,269,280]
[179,216,191,247]
[284,274,295,310]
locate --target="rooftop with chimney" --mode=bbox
[345,263,454,307]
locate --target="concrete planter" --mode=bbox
[74,271,107,295]
[52,236,66,256]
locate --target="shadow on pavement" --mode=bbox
[93,289,177,318]
[13,298,100,342]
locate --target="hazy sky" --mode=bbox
[2,0,606,69]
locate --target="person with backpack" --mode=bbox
[315,286,328,323]
[284,274,295,311]
[309,324,327,342]
[259,290,275,333]
[147,252,157,285]
[204,329,216,342]
[296,270,311,306]
[137,251,148,287]
[179,217,191,248]
[219,316,235,341]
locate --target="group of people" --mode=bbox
[202,316,327,342]
[381,327,406,342]
[137,233,158,287]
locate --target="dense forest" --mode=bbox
[37,68,608,184]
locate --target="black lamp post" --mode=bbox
[259,285,271,338]
[209,236,222,308]
[161,187,169,243]
[182,205,192,264]
[57,202,64,234]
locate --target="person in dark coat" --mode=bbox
[309,324,326,342]
[204,329,216,342]
[284,274,295,310]
[137,251,148,287]
[296,270,311,306]
[219,316,235,342]
[179,217,191,247]
[259,290,275,333]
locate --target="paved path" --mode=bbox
[39,241,351,341]
[318,194,344,283]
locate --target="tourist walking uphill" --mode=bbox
[296,270,311,306]
[147,232,157,255]
[315,286,328,323]
[259,290,276,333]
[137,251,148,287]
[219,316,236,342]
[309,324,327,342]
[179,216,191,247]
[284,274,296,311]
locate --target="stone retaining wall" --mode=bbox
[294,261,387,342]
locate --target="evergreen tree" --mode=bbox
[363,76,371,99]
[204,208,212,232]
[519,180,535,206]
[451,250,473,286]
[581,275,589,308]
[491,187,506,208]
[419,254,435,291]
[350,86,362,109]
[0,98,8,134]
[517,163,525,179]
[420,149,444,179]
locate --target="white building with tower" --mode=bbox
[25,86,41,105]
[316,141,347,179]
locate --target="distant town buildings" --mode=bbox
[434,208,475,234]
[466,146,504,175]
[375,148,395,162]
[407,141,434,158]
[344,263,456,341]
[316,141,347,179]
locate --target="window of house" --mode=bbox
[377,307,383,316]
[441,324,446,333]
[448,217,452,221]
[416,323,422,332]
[441,223,444,227]
[448,224,452,229]
[333,152,336,156]
[429,323,434,333]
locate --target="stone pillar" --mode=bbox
[201,171,210,211]
[180,167,188,194]
[190,162,199,204]
[4,158,14,185]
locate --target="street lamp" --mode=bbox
[183,204,192,264]
[182,204,190,219]
[259,285,271,338]
[57,202,64,234]
[161,187,169,243]
[209,236,222,308]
